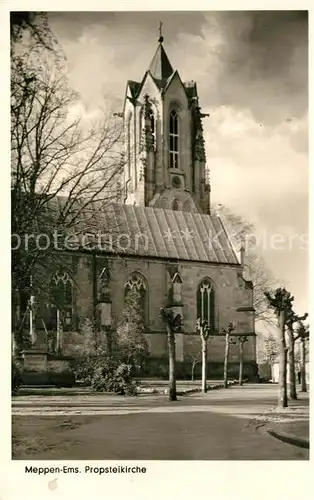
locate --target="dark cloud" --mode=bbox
[198,11,308,124]
[48,11,206,43]
[49,11,308,127]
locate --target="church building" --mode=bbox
[20,33,257,382]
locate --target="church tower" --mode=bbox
[122,27,211,214]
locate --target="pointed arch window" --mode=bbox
[49,270,74,330]
[124,273,148,326]
[169,109,179,169]
[197,278,215,330]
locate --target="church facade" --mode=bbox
[19,35,257,381]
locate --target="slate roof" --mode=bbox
[62,203,239,265]
[126,44,198,101]
[127,80,141,99]
[148,42,174,83]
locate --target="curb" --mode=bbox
[267,428,309,449]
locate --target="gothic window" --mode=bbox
[172,273,182,303]
[197,278,215,330]
[49,270,74,330]
[169,109,179,169]
[172,198,180,211]
[124,273,147,325]
[150,114,156,143]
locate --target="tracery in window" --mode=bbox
[197,278,215,330]
[124,273,147,325]
[50,270,73,330]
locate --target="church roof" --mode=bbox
[127,80,141,99]
[66,203,239,265]
[125,43,198,101]
[148,42,174,85]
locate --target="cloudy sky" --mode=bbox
[48,11,308,314]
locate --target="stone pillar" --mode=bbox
[98,301,112,351]
[97,266,112,350]
[29,293,36,347]
[175,334,184,362]
[145,150,155,204]
[56,309,63,353]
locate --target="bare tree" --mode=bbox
[237,335,248,386]
[286,310,308,400]
[11,38,124,350]
[264,288,294,408]
[11,12,59,53]
[214,204,279,327]
[184,340,201,381]
[222,323,236,389]
[264,333,279,365]
[160,308,182,402]
[295,321,309,393]
[186,352,201,382]
[195,319,214,393]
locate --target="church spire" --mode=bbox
[148,22,174,82]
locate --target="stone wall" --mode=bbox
[42,253,256,364]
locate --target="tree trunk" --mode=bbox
[239,341,244,386]
[201,338,208,393]
[167,327,177,401]
[191,360,197,382]
[223,333,229,389]
[278,312,288,408]
[12,289,21,354]
[287,328,297,399]
[300,339,307,392]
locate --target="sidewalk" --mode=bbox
[256,392,309,449]
[15,379,237,397]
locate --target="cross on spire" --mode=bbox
[158,21,164,43]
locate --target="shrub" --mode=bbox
[71,352,99,386]
[12,358,23,394]
[72,350,138,395]
[104,363,138,395]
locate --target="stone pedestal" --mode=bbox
[22,350,48,372]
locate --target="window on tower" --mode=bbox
[169,109,179,169]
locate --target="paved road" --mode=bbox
[12,384,309,460]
